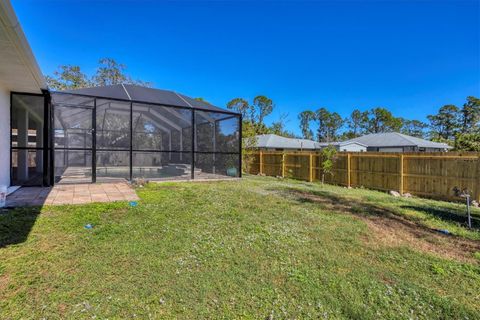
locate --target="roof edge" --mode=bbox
[343,132,453,149]
[397,132,452,148]
[0,0,46,91]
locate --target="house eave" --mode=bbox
[0,0,46,93]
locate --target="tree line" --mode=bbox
[227,95,479,151]
[46,59,479,151]
[297,97,479,151]
[225,97,296,141]
[45,58,151,90]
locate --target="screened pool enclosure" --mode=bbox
[10,85,242,186]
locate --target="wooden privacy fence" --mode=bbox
[244,151,480,202]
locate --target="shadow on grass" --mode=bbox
[280,188,429,228]
[264,185,480,262]
[0,208,41,248]
[267,185,479,233]
[401,205,479,229]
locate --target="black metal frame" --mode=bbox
[92,98,97,183]
[41,89,49,186]
[129,101,133,181]
[239,115,243,178]
[191,109,195,179]
[46,91,241,185]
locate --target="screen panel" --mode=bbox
[133,151,191,180]
[195,111,240,153]
[194,153,240,179]
[54,150,92,184]
[96,150,130,181]
[96,99,131,150]
[132,103,192,151]
[54,106,93,148]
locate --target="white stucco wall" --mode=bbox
[0,85,10,187]
[340,143,367,152]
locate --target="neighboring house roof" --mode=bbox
[251,133,451,151]
[343,132,452,149]
[0,0,46,92]
[251,134,367,150]
[62,84,237,114]
[252,134,325,149]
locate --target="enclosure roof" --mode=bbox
[343,132,453,149]
[63,84,237,114]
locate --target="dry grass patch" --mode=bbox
[285,189,480,263]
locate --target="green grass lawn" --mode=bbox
[1,175,480,319]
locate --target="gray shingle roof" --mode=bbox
[253,134,326,149]
[252,133,451,150]
[251,134,369,150]
[343,132,452,149]
[61,84,236,114]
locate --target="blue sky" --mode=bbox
[13,0,480,136]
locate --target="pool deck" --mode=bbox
[56,166,237,184]
[5,182,139,207]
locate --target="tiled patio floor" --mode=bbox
[6,182,139,207]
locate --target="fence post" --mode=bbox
[309,153,313,182]
[476,156,480,202]
[259,150,263,175]
[347,153,351,188]
[282,152,286,178]
[399,154,404,195]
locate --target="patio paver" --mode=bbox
[5,182,139,207]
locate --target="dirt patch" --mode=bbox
[0,273,9,293]
[287,190,480,264]
[57,302,68,316]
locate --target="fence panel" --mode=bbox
[325,153,348,185]
[263,153,283,177]
[285,153,310,180]
[403,154,479,200]
[350,154,400,191]
[243,152,260,175]
[244,151,480,202]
